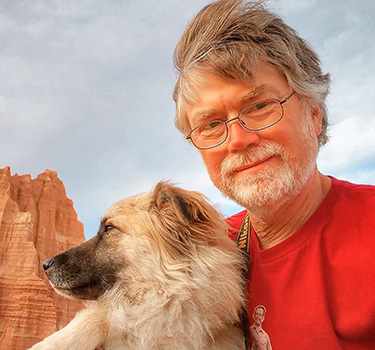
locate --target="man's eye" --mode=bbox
[199,120,223,132]
[255,101,269,110]
[207,121,221,128]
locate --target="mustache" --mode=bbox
[221,143,285,175]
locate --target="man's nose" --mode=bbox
[226,119,260,153]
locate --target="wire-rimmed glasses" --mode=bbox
[186,91,295,150]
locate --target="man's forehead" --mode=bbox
[189,83,279,121]
[193,76,279,100]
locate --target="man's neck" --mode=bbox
[248,170,332,250]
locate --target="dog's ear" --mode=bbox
[151,181,210,226]
[149,181,228,259]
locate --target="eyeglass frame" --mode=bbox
[186,91,296,150]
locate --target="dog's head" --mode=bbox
[43,182,233,300]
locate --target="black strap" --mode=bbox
[236,212,251,350]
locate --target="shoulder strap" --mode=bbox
[236,212,251,350]
[236,212,250,254]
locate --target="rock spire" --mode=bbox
[0,167,85,350]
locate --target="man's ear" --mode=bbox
[311,106,323,137]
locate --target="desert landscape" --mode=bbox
[0,166,85,350]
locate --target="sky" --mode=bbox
[1,0,374,239]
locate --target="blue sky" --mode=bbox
[1,0,374,239]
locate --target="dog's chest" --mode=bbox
[103,310,195,350]
[101,305,245,350]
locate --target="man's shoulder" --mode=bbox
[332,177,375,203]
[225,209,247,241]
[310,177,375,236]
[333,177,375,190]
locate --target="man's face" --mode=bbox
[185,65,322,210]
[253,308,265,325]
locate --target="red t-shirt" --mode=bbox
[226,177,375,349]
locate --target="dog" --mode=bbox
[29,182,245,350]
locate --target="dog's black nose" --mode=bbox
[43,258,55,271]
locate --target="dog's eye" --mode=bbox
[103,225,114,233]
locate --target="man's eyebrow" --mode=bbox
[240,84,283,104]
[239,86,269,104]
[191,109,219,126]
[191,85,278,126]
[195,109,217,119]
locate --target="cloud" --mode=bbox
[1,0,374,238]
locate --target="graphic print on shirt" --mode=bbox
[249,305,272,350]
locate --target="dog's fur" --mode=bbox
[29,182,245,350]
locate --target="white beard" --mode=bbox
[208,126,318,211]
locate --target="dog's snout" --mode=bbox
[43,257,55,271]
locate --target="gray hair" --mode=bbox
[173,0,330,146]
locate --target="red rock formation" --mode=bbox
[0,166,85,350]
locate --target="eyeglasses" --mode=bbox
[186,91,295,150]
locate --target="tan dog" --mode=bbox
[29,182,245,350]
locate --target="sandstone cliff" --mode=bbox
[0,166,85,350]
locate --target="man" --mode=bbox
[249,305,272,350]
[173,0,375,349]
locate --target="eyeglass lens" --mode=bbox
[191,99,283,149]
